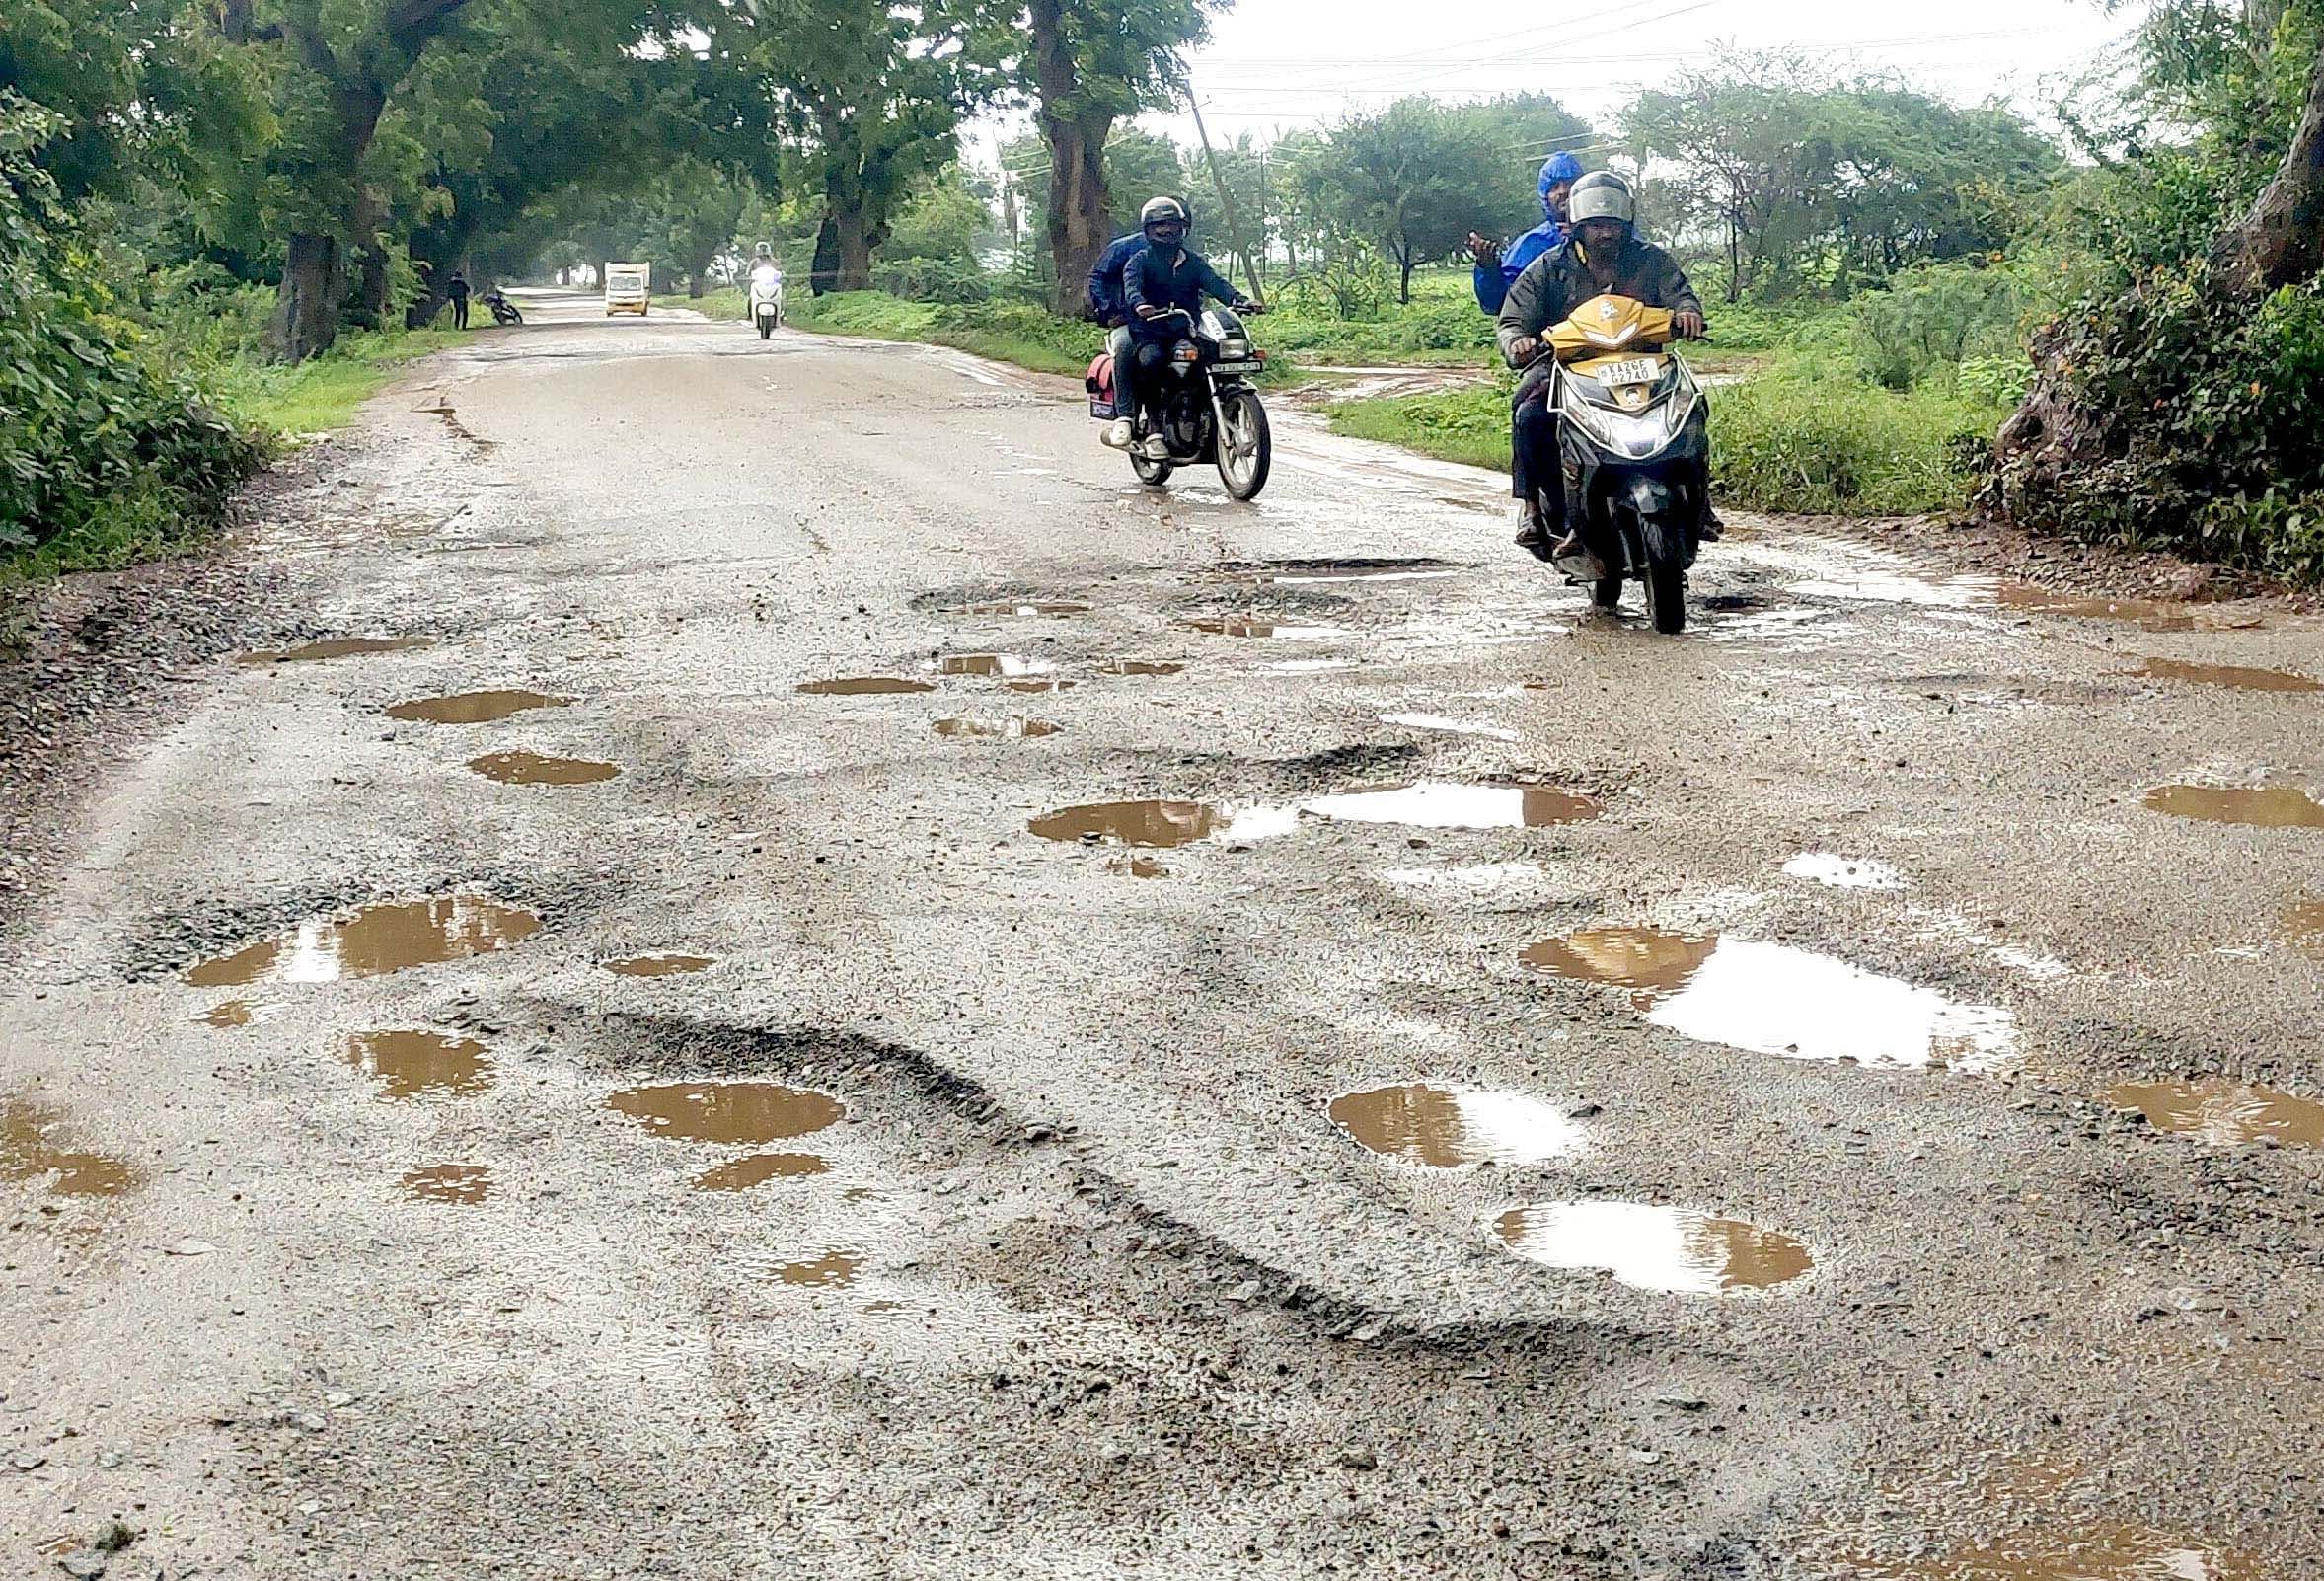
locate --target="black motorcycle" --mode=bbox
[483,290,523,327]
[1097,305,1272,500]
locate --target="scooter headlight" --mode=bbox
[1562,396,1676,460]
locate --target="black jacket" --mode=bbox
[1123,245,1239,339]
[1495,236,1699,362]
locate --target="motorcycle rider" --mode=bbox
[1087,204,1184,450]
[1467,151,1583,316]
[1121,196,1255,462]
[1496,171,1708,562]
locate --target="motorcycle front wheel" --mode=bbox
[1214,389,1271,500]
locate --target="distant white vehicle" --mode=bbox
[604,262,650,316]
[748,262,785,338]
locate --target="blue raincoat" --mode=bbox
[1472,152,1584,315]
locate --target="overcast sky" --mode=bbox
[970,0,2142,171]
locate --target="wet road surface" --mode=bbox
[5,302,2323,1579]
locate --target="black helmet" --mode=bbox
[1140,195,1191,238]
[1567,171,1635,230]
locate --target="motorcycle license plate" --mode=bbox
[1598,357,1659,388]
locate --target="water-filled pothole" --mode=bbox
[240,637,434,664]
[2145,784,2324,828]
[344,1030,490,1098]
[402,1164,491,1204]
[2129,657,2322,693]
[198,1000,270,1028]
[1005,677,1078,694]
[466,750,620,785]
[937,653,1054,678]
[1098,659,1183,676]
[796,676,936,696]
[2,1097,138,1196]
[2106,1078,2324,1148]
[1328,1084,1584,1167]
[1030,799,1231,847]
[952,600,1089,617]
[185,896,542,987]
[1030,782,1603,849]
[1523,927,2018,1072]
[606,1082,844,1144]
[603,953,716,977]
[2287,902,2324,959]
[1107,856,1173,878]
[695,1153,830,1190]
[778,1250,861,1287]
[386,689,569,723]
[1497,1201,1811,1292]
[1182,618,1350,640]
[1849,1522,2263,1580]
[934,717,1060,739]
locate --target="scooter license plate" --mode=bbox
[1598,357,1659,388]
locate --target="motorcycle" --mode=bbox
[1525,294,1710,634]
[1087,305,1272,500]
[483,290,522,327]
[748,265,785,339]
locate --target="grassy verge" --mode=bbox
[208,328,470,437]
[1328,357,2008,516]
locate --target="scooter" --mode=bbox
[1086,305,1272,500]
[483,290,522,326]
[748,265,785,339]
[1525,294,1711,634]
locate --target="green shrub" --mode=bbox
[1847,261,2026,390]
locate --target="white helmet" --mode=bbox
[1567,171,1635,230]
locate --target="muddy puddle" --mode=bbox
[2145,784,2324,828]
[607,1082,844,1145]
[1030,799,1229,848]
[777,1250,861,1287]
[695,1153,830,1191]
[2129,657,2322,694]
[1181,618,1350,640]
[197,1000,272,1028]
[2,1097,138,1197]
[185,895,542,987]
[467,750,620,785]
[1783,853,1907,890]
[933,717,1061,739]
[603,953,716,977]
[796,676,936,696]
[2106,1078,2324,1149]
[401,1164,491,1204]
[1523,927,2019,1072]
[1328,1084,1584,1167]
[1497,1201,1811,1293]
[1107,856,1173,878]
[951,599,1089,617]
[239,637,434,664]
[1097,659,1183,676]
[1845,1523,2262,1580]
[1304,782,1601,831]
[343,1030,490,1099]
[937,653,1053,678]
[1005,678,1078,694]
[2287,902,2324,959]
[385,689,569,723]
[1996,583,2244,632]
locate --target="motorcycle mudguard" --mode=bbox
[1625,474,1698,570]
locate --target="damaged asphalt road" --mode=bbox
[4,298,2322,1579]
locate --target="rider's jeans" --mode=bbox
[1511,363,1564,525]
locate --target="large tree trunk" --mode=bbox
[832,209,875,292]
[810,215,840,296]
[1029,0,1113,318]
[351,190,391,328]
[271,233,345,364]
[2212,39,2324,292]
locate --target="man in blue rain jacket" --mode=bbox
[1467,151,1583,315]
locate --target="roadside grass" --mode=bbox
[1327,355,2008,516]
[206,328,470,437]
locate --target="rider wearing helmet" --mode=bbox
[1467,151,1584,315]
[1496,171,1708,562]
[1120,196,1255,462]
[1088,201,1187,448]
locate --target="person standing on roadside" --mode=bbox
[447,270,472,331]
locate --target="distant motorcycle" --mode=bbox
[748,264,785,339]
[1087,304,1271,499]
[482,290,522,327]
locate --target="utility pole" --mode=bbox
[1186,81,1264,305]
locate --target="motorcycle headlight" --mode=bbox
[1562,397,1674,460]
[1216,338,1250,361]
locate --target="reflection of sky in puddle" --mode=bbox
[1784,853,1908,890]
[1527,927,2018,1073]
[1031,783,1597,848]
[186,896,542,987]
[2106,1078,2324,1149]
[1497,1201,1811,1293]
[935,653,1055,678]
[1329,1084,1584,1167]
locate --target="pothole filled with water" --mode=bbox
[1107,856,1173,878]
[344,1030,490,1099]
[952,600,1089,617]
[934,717,1061,739]
[385,689,569,723]
[2129,657,2321,693]
[1845,1522,2262,1581]
[1030,782,1603,849]
[1497,1201,1811,1293]
[1328,1084,1584,1167]
[695,1153,830,1191]
[1783,853,1908,890]
[1005,677,1079,695]
[606,1082,845,1145]
[1098,659,1183,676]
[796,676,936,696]
[466,750,620,785]
[937,653,1054,678]
[2106,1078,2324,1149]
[1181,618,1351,640]
[402,1164,491,1204]
[185,896,542,987]
[197,1000,275,1028]
[240,637,434,664]
[1029,799,1234,848]
[1523,926,2019,1072]
[2,1097,138,1197]
[2145,784,2324,828]
[777,1250,861,1287]
[603,953,715,977]
[2287,902,2324,959]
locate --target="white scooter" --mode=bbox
[748,264,785,339]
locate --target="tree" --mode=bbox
[1297,98,1502,303]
